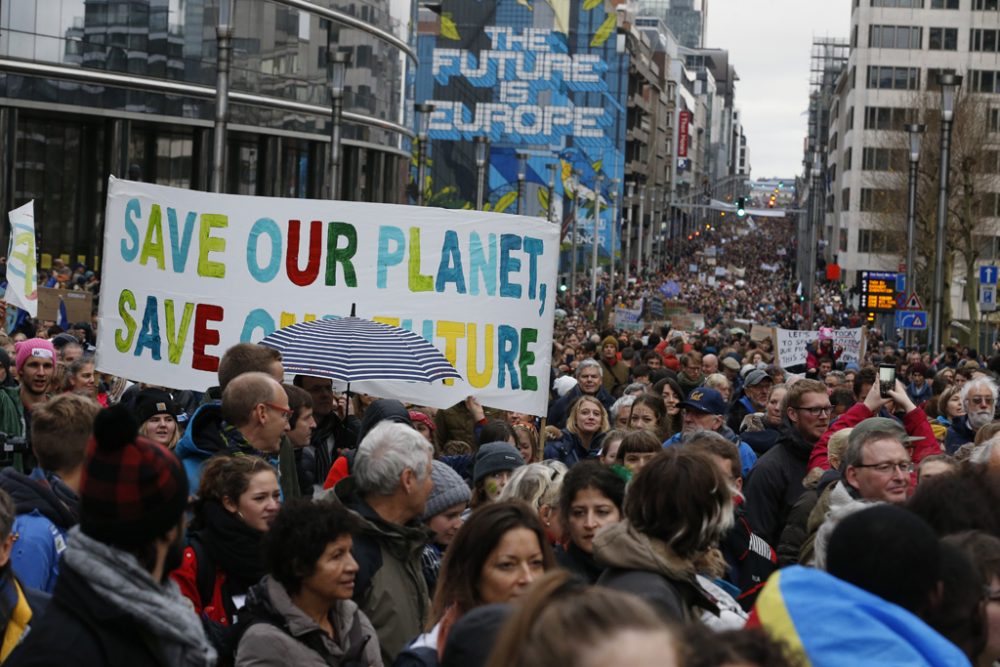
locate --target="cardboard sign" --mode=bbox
[37,287,92,323]
[5,201,37,317]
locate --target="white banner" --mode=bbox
[829,327,866,365]
[96,178,560,415]
[5,201,37,317]
[776,328,819,368]
[612,305,643,331]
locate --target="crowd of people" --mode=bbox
[0,216,998,666]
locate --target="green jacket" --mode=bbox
[328,477,432,664]
[0,388,26,471]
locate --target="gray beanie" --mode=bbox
[423,460,472,520]
[473,442,524,485]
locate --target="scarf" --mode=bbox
[0,571,30,661]
[197,501,267,593]
[62,527,216,667]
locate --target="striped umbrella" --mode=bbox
[259,316,461,385]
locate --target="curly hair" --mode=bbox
[263,497,362,595]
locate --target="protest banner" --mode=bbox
[38,288,92,323]
[6,201,37,317]
[670,312,705,332]
[750,325,776,343]
[776,328,818,368]
[95,178,560,415]
[831,327,866,364]
[613,305,644,331]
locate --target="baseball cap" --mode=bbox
[744,369,773,388]
[678,387,727,416]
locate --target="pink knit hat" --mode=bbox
[14,338,56,374]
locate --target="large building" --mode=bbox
[824,0,1000,294]
[0,0,417,267]
[638,0,708,49]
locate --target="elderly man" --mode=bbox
[728,369,773,435]
[702,353,720,377]
[333,421,434,664]
[177,372,291,494]
[547,359,615,429]
[663,387,757,478]
[944,376,998,453]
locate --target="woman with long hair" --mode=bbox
[628,394,670,442]
[395,501,555,667]
[651,377,683,438]
[171,456,281,628]
[134,388,181,449]
[556,461,626,583]
[544,395,609,467]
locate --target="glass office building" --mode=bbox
[0,0,416,266]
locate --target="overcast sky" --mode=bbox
[705,0,852,180]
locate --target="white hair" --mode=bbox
[960,376,999,405]
[576,358,603,378]
[497,461,568,510]
[609,394,637,422]
[969,435,1000,465]
[354,421,434,496]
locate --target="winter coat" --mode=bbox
[720,501,778,609]
[593,520,719,625]
[776,468,840,567]
[331,477,433,664]
[600,358,630,396]
[0,467,78,592]
[742,425,815,546]
[0,568,49,661]
[905,381,932,406]
[546,385,615,430]
[555,542,605,584]
[727,395,759,435]
[662,426,758,479]
[6,559,169,666]
[235,575,383,667]
[945,415,977,454]
[544,429,606,468]
[677,372,705,399]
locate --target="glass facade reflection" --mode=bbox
[0,0,416,265]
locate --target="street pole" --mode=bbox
[327,51,349,200]
[415,103,435,206]
[806,150,822,324]
[591,173,604,306]
[609,177,619,300]
[570,171,580,299]
[546,163,557,223]
[624,180,634,286]
[636,182,646,279]
[517,152,527,215]
[211,0,235,193]
[931,72,961,354]
[474,136,488,211]
[904,123,925,350]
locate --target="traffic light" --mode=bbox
[736,197,746,218]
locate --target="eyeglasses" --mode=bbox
[262,402,293,421]
[968,396,995,406]
[854,461,914,474]
[793,405,834,417]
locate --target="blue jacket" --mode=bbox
[944,415,976,455]
[906,381,932,406]
[544,429,606,468]
[663,426,758,478]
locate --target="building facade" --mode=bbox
[0,0,417,267]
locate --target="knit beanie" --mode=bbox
[601,335,619,350]
[134,388,179,424]
[14,338,56,374]
[409,410,436,435]
[80,403,189,548]
[423,460,471,520]
[473,442,524,485]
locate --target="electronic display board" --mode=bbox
[860,271,898,312]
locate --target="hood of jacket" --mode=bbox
[355,399,411,448]
[332,476,432,562]
[0,467,78,528]
[592,520,699,584]
[776,422,816,462]
[175,402,227,461]
[740,428,781,454]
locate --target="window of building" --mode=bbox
[862,147,906,171]
[847,107,855,130]
[971,29,999,51]
[980,193,1000,217]
[869,25,922,49]
[857,229,892,253]
[860,188,897,212]
[844,147,853,170]
[864,106,913,130]
[991,107,1000,132]
[980,150,1000,175]
[842,188,851,211]
[971,70,1000,93]
[866,66,920,89]
[929,27,959,49]
[931,0,960,6]
[973,0,999,8]
[872,0,923,5]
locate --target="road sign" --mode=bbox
[860,271,898,312]
[980,285,997,312]
[981,266,998,285]
[895,274,906,292]
[904,293,924,310]
[895,310,928,330]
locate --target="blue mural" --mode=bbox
[414,0,627,261]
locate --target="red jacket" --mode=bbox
[170,545,231,626]
[808,403,940,483]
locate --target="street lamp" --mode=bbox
[806,149,822,323]
[624,180,635,285]
[591,173,604,306]
[517,152,528,215]
[609,177,619,298]
[570,170,581,297]
[328,51,350,200]
[474,136,489,211]
[414,103,435,206]
[636,182,647,279]
[904,123,926,349]
[930,71,961,353]
[546,163,557,223]
[211,0,236,193]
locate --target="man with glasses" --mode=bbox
[838,418,918,504]
[945,376,999,453]
[744,379,830,546]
